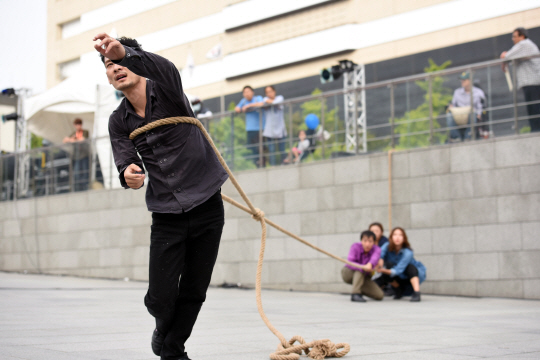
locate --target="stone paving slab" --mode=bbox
[1,271,540,360]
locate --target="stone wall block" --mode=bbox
[353,181,388,207]
[523,279,540,299]
[522,222,540,250]
[450,142,495,172]
[411,201,452,228]
[475,223,522,252]
[284,189,317,213]
[392,177,430,204]
[477,280,523,298]
[392,151,410,179]
[251,192,284,215]
[300,211,335,236]
[406,229,432,255]
[419,254,454,281]
[334,208,372,234]
[300,162,334,188]
[369,154,388,181]
[495,136,540,167]
[519,165,540,194]
[498,194,540,223]
[237,170,268,194]
[284,235,319,260]
[266,213,301,238]
[267,260,302,284]
[427,280,477,296]
[499,251,540,279]
[334,157,370,185]
[473,168,521,197]
[431,226,475,254]
[302,259,341,283]
[452,198,497,226]
[409,148,450,177]
[454,253,498,280]
[267,167,300,191]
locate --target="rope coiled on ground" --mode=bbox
[130,117,359,359]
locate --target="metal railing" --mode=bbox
[1,54,539,201]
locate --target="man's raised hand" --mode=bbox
[93,33,126,61]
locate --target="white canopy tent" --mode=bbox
[23,73,122,189]
[23,72,197,190]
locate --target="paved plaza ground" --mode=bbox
[1,272,540,360]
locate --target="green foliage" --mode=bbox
[207,101,256,171]
[393,59,453,149]
[30,133,43,149]
[519,126,531,134]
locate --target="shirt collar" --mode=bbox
[122,79,155,119]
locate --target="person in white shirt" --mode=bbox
[446,72,485,142]
[501,27,540,132]
[261,86,287,166]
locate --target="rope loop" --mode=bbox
[270,337,350,360]
[129,117,351,360]
[251,208,265,222]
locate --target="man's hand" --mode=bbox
[235,106,241,113]
[93,33,126,61]
[124,164,145,189]
[242,104,251,112]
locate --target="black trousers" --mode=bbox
[375,260,419,290]
[523,85,540,132]
[144,190,224,360]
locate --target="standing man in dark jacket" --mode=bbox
[93,33,228,360]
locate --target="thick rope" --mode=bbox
[130,117,354,359]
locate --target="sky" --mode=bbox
[0,0,47,95]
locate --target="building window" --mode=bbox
[60,18,81,39]
[58,58,81,80]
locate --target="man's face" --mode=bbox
[243,88,254,101]
[104,57,141,91]
[74,123,82,131]
[461,79,470,90]
[512,31,525,45]
[361,236,375,253]
[265,87,276,99]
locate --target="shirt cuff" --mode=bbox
[390,269,396,277]
[112,46,141,67]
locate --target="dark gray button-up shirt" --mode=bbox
[108,46,228,213]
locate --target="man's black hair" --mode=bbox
[514,27,528,39]
[265,85,276,91]
[243,85,254,92]
[360,230,376,241]
[100,36,143,63]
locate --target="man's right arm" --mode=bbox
[108,114,145,189]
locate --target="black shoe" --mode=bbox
[351,294,366,302]
[152,329,165,356]
[410,291,421,302]
[393,287,403,300]
[383,286,395,297]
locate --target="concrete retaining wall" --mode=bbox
[1,134,539,299]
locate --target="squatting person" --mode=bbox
[341,230,384,302]
[93,33,228,360]
[375,227,426,302]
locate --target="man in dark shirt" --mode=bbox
[93,33,228,360]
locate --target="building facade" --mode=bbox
[47,0,540,111]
